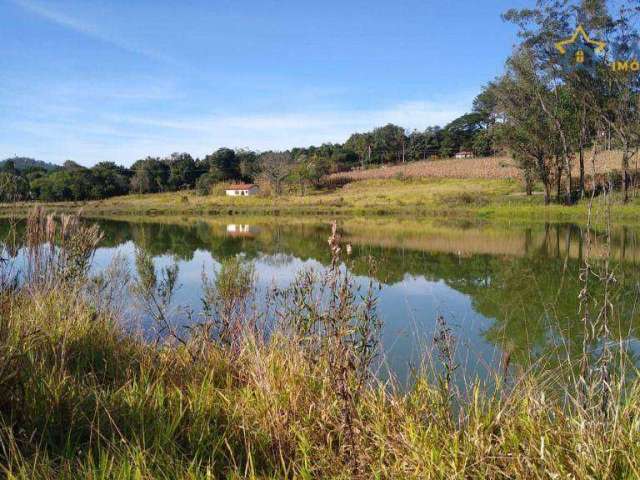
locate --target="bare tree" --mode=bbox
[260,151,292,195]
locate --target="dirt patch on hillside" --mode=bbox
[327,156,520,182]
[326,151,625,182]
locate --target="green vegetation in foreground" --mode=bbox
[4,177,640,224]
[1,209,640,479]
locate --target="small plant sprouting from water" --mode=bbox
[273,221,382,475]
[575,141,624,428]
[87,252,131,316]
[199,255,257,349]
[433,314,458,399]
[131,246,181,344]
[280,222,381,385]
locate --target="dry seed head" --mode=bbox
[328,221,342,259]
[46,214,56,245]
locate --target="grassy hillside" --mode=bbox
[326,150,625,182]
[328,155,521,181]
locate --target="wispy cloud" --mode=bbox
[9,0,175,64]
[108,97,472,145]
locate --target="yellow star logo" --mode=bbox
[555,24,606,54]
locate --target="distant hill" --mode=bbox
[0,157,59,172]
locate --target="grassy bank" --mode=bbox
[4,177,640,224]
[1,210,639,478]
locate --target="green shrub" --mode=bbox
[195,172,219,196]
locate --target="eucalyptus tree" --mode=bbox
[561,0,640,199]
[492,51,557,204]
[90,162,131,198]
[203,148,240,181]
[407,130,428,161]
[371,124,407,163]
[503,1,587,203]
[504,0,640,202]
[585,3,640,201]
[1,160,18,176]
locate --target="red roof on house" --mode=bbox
[225,184,257,190]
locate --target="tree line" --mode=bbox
[0,107,498,202]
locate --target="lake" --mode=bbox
[2,216,640,384]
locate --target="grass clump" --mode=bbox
[0,210,639,478]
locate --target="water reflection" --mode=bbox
[226,224,260,238]
[1,217,639,382]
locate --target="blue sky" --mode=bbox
[1,0,529,166]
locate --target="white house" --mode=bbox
[224,183,259,196]
[455,151,474,159]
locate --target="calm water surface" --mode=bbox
[3,217,640,383]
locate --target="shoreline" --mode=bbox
[1,177,639,226]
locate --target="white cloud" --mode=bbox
[103,96,471,150]
[113,99,469,135]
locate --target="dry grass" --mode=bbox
[328,155,522,182]
[579,149,626,175]
[327,150,626,183]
